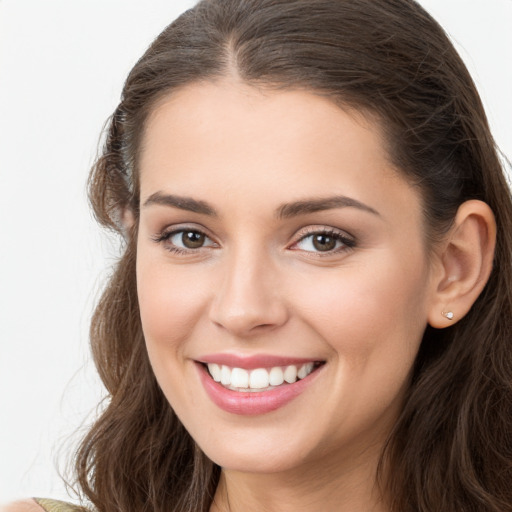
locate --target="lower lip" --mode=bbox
[197,363,323,415]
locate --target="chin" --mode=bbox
[200,437,310,474]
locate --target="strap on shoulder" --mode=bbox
[32,499,84,512]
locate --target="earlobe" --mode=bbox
[428,200,496,328]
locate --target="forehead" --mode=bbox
[138,80,420,223]
[142,81,386,163]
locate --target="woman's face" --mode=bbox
[136,80,438,475]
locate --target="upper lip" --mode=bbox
[196,353,324,369]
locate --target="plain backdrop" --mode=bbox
[0,0,511,504]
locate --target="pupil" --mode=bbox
[313,234,336,252]
[182,231,205,249]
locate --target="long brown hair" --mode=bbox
[76,1,512,511]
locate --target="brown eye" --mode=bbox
[312,234,337,252]
[182,231,206,249]
[293,229,355,254]
[160,229,215,252]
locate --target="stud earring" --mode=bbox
[442,310,454,320]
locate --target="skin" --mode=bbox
[0,501,44,512]
[134,80,474,512]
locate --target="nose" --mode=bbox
[209,248,289,337]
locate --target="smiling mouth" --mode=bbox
[204,361,324,392]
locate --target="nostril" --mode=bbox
[210,304,289,336]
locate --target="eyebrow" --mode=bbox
[142,192,218,216]
[142,192,379,218]
[276,195,380,218]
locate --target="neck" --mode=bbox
[209,443,389,512]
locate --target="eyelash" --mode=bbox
[291,227,356,256]
[152,226,356,256]
[151,227,217,255]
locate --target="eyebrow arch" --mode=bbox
[142,192,217,216]
[276,195,380,218]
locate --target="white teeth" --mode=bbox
[249,368,269,389]
[207,363,221,382]
[230,367,249,388]
[206,362,318,390]
[220,365,231,386]
[269,366,284,386]
[283,365,298,384]
[298,362,314,379]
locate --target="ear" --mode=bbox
[120,207,136,236]
[427,200,496,328]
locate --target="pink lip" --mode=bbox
[196,361,324,416]
[198,353,321,370]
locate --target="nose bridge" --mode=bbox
[209,242,287,336]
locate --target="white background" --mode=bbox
[0,0,510,504]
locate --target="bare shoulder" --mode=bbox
[0,499,84,512]
[0,500,45,512]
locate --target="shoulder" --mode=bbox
[0,500,45,512]
[0,499,85,512]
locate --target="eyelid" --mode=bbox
[151,223,355,256]
[289,226,356,254]
[151,224,218,252]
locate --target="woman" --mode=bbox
[6,0,511,511]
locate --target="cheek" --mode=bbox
[294,255,429,439]
[136,256,210,415]
[136,256,209,350]
[295,250,430,367]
